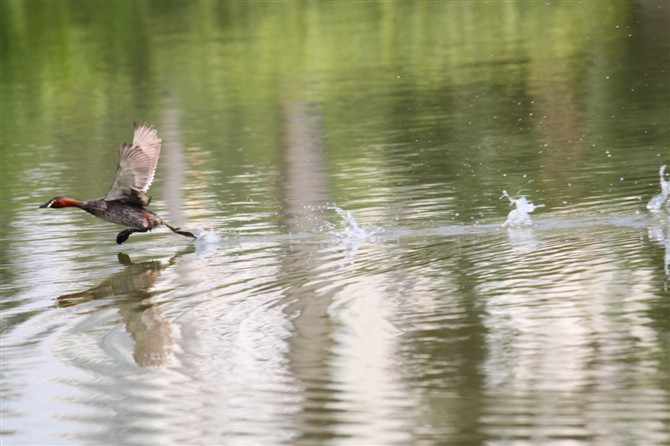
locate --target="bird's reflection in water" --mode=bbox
[56,247,194,367]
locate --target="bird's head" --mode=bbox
[39,197,79,208]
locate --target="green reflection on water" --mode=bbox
[2,1,666,214]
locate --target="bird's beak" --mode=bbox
[39,200,51,208]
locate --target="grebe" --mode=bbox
[40,122,196,244]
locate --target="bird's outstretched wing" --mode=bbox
[105,122,162,206]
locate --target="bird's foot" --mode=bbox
[116,229,134,245]
[175,228,197,239]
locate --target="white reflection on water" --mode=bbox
[327,275,414,445]
[647,211,670,275]
[506,227,540,254]
[170,284,302,444]
[479,225,668,444]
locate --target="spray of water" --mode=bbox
[330,206,384,241]
[191,229,224,256]
[646,164,669,212]
[501,190,544,227]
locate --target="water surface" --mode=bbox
[1,2,669,445]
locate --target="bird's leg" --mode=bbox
[164,222,197,239]
[116,228,148,245]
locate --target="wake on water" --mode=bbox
[184,166,668,264]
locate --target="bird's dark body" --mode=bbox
[81,199,162,229]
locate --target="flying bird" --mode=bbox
[40,122,196,244]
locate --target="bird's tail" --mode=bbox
[164,221,197,239]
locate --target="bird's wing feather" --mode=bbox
[105,122,162,205]
[130,122,162,191]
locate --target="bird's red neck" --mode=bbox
[43,197,85,208]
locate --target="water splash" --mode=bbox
[331,206,385,241]
[646,164,669,212]
[501,191,544,227]
[327,206,385,259]
[192,229,224,256]
[192,229,221,243]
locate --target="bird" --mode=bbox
[40,122,196,244]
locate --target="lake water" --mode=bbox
[1,2,669,445]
